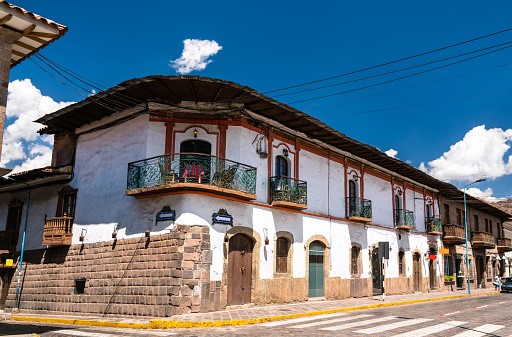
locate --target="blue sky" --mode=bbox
[5,0,512,202]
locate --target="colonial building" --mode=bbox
[439,192,511,289]
[0,76,509,316]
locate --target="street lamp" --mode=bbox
[2,177,31,310]
[464,178,485,294]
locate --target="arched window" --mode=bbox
[394,194,402,227]
[275,156,288,177]
[395,194,401,210]
[351,245,360,275]
[398,251,405,276]
[276,237,289,273]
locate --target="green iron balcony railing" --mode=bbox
[269,176,307,209]
[127,153,257,197]
[394,209,415,230]
[346,197,372,221]
[426,217,443,234]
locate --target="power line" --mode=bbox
[270,41,512,98]
[303,61,512,111]
[262,26,512,94]
[315,87,512,117]
[287,44,512,104]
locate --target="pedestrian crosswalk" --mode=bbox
[261,311,507,336]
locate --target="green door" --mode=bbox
[308,242,325,297]
[372,249,383,295]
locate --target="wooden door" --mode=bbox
[227,234,253,306]
[413,253,421,292]
[371,249,383,295]
[308,242,325,297]
[429,260,436,290]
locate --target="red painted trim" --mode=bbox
[164,121,174,155]
[267,132,273,203]
[173,125,220,156]
[295,141,300,180]
[360,164,365,199]
[218,124,228,158]
[344,159,348,217]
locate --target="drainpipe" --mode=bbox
[7,178,31,310]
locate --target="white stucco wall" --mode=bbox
[364,174,393,227]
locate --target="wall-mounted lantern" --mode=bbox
[283,148,289,157]
[79,228,87,242]
[263,228,269,245]
[193,128,198,138]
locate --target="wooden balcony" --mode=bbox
[42,216,73,245]
[471,231,495,249]
[394,209,415,230]
[126,153,257,201]
[0,230,17,253]
[347,197,372,222]
[426,217,443,235]
[497,238,512,252]
[442,224,466,245]
[270,176,307,210]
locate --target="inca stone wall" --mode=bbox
[4,224,220,317]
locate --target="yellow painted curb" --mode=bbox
[11,291,499,329]
[149,291,499,329]
[10,316,148,329]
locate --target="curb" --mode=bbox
[10,316,148,329]
[11,291,499,329]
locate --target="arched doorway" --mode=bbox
[371,248,383,295]
[227,234,253,306]
[179,140,212,183]
[413,252,422,292]
[308,241,325,298]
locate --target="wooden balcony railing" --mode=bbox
[346,197,372,222]
[471,231,495,249]
[126,153,257,200]
[42,215,73,245]
[426,217,443,235]
[394,209,415,230]
[443,224,466,245]
[497,237,512,252]
[270,176,307,210]
[0,230,17,252]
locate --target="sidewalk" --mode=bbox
[2,288,499,329]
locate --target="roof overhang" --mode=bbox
[0,165,72,193]
[0,1,67,68]
[34,75,509,218]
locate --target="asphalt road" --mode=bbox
[1,293,511,336]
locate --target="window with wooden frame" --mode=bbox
[275,237,289,273]
[444,204,450,224]
[398,251,405,276]
[56,186,78,218]
[5,200,23,245]
[474,215,479,232]
[351,245,360,275]
[489,220,493,234]
[456,208,462,226]
[485,218,489,233]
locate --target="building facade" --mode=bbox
[0,76,510,316]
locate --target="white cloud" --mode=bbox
[420,125,512,182]
[465,187,508,203]
[0,79,75,171]
[384,149,398,158]
[170,39,223,74]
